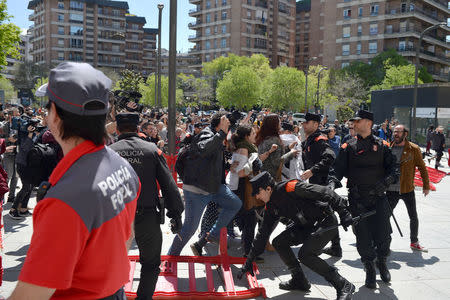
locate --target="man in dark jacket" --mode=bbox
[110,113,184,300]
[168,112,242,256]
[238,171,355,300]
[430,126,446,169]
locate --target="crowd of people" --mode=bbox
[0,62,447,300]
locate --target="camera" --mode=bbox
[113,90,144,113]
[227,110,243,128]
[19,116,41,133]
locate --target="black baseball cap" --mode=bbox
[36,62,112,116]
[250,171,274,196]
[304,113,321,123]
[281,122,294,132]
[350,110,374,121]
[116,113,140,126]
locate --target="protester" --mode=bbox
[327,125,341,157]
[430,126,446,169]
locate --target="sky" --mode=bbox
[6,0,195,53]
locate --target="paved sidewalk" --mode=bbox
[1,158,449,299]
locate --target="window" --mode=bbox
[205,54,211,62]
[206,13,211,23]
[342,44,350,56]
[400,21,407,32]
[247,10,251,18]
[343,26,350,38]
[58,26,65,35]
[58,39,64,47]
[132,34,138,40]
[214,39,217,48]
[58,0,64,9]
[222,0,227,5]
[369,41,377,53]
[206,0,211,9]
[205,27,211,36]
[58,14,64,21]
[358,7,363,17]
[112,9,120,17]
[214,26,218,33]
[222,11,227,20]
[343,9,351,19]
[58,52,64,61]
[247,0,252,4]
[386,25,393,34]
[70,25,83,35]
[357,25,362,36]
[221,38,226,48]
[69,13,83,23]
[370,4,379,16]
[222,24,227,33]
[356,42,361,55]
[205,41,210,50]
[369,23,378,35]
[132,24,139,30]
[70,1,84,11]
[341,62,350,68]
[399,40,406,51]
[70,38,83,48]
[112,44,120,52]
[112,21,120,29]
[246,38,251,48]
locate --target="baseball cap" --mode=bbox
[304,113,321,123]
[116,113,140,126]
[350,110,374,121]
[36,62,112,116]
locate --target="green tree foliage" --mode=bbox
[31,76,48,96]
[177,73,214,108]
[140,74,183,107]
[264,66,305,111]
[0,0,21,69]
[216,66,261,110]
[115,69,144,93]
[372,62,423,91]
[0,76,17,100]
[12,61,48,90]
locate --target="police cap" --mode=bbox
[250,171,274,196]
[350,110,373,121]
[281,122,294,132]
[116,112,140,126]
[304,113,321,123]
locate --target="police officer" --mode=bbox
[300,113,342,257]
[110,113,184,300]
[238,172,355,300]
[333,110,398,289]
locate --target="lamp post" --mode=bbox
[157,3,164,108]
[315,67,328,114]
[412,22,446,142]
[167,0,177,156]
[304,56,317,113]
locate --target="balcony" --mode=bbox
[188,20,202,28]
[189,8,201,16]
[188,34,202,41]
[423,0,450,13]
[189,0,201,3]
[385,6,448,26]
[255,1,268,9]
[384,27,449,48]
[387,46,450,65]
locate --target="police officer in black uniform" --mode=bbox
[333,110,398,289]
[238,171,355,300]
[110,113,184,300]
[300,113,343,257]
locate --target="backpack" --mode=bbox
[26,143,60,186]
[175,134,199,180]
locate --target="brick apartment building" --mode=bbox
[27,0,157,75]
[295,0,449,82]
[188,0,297,69]
[1,31,33,80]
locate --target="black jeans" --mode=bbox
[272,215,339,280]
[387,191,419,243]
[134,208,162,300]
[98,287,126,300]
[12,164,34,210]
[349,194,392,262]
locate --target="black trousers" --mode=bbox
[387,191,418,243]
[134,209,162,300]
[272,215,339,280]
[349,194,392,263]
[12,164,34,210]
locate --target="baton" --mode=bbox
[311,210,376,237]
[386,198,403,237]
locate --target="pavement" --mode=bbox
[1,154,450,299]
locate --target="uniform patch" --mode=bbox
[373,145,378,152]
[285,180,298,193]
[157,148,163,156]
[315,135,328,142]
[341,143,348,149]
[308,146,310,152]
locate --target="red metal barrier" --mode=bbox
[125,228,267,299]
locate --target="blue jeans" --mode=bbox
[168,184,242,256]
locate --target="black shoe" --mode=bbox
[6,197,15,203]
[8,210,24,220]
[279,273,311,291]
[322,246,343,258]
[376,258,391,283]
[364,261,376,289]
[326,271,355,300]
[243,254,264,263]
[190,242,203,256]
[19,210,33,217]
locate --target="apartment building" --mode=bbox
[27,0,157,74]
[159,49,200,76]
[295,0,449,82]
[1,31,33,80]
[188,0,297,69]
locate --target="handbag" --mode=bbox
[243,177,265,210]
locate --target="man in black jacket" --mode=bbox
[238,171,355,300]
[300,113,342,257]
[110,113,184,300]
[167,112,242,256]
[430,126,446,169]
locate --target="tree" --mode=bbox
[216,66,262,110]
[115,69,144,93]
[264,66,305,111]
[0,0,21,69]
[140,74,183,107]
[31,76,48,97]
[177,73,213,108]
[371,62,423,91]
[11,61,48,90]
[0,76,16,101]
[304,65,331,112]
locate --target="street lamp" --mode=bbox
[157,3,164,107]
[315,67,328,114]
[167,0,177,156]
[304,56,317,113]
[412,22,446,142]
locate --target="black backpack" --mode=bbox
[175,134,199,180]
[26,143,60,186]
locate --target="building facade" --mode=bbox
[295,0,449,82]
[159,49,200,76]
[1,31,33,80]
[27,0,157,74]
[188,0,297,69]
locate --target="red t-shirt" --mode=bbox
[19,141,140,299]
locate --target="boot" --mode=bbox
[363,261,376,289]
[376,257,391,283]
[327,271,355,300]
[279,268,311,291]
[322,245,343,258]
